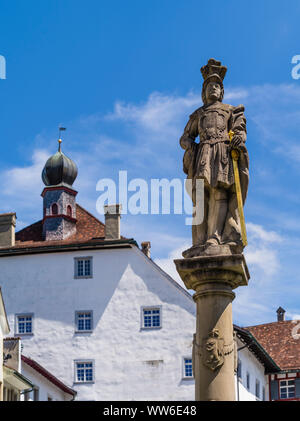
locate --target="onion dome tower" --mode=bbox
[41,133,78,241]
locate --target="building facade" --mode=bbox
[0,287,10,400]
[247,308,300,401]
[0,141,282,401]
[234,325,280,401]
[21,355,76,401]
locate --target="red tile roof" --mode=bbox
[21,355,76,397]
[246,320,300,371]
[14,204,105,248]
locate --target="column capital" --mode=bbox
[174,254,250,295]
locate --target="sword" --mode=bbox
[228,130,247,246]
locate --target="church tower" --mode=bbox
[41,136,78,241]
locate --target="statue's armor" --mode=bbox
[180,102,248,192]
[198,103,232,144]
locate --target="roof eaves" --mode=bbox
[234,325,281,373]
[0,238,139,256]
[21,355,77,397]
[3,365,34,390]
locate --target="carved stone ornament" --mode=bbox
[202,328,234,371]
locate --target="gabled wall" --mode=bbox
[235,338,269,401]
[0,245,196,400]
[20,362,73,401]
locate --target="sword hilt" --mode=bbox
[228,130,234,142]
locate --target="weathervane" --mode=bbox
[58,126,66,152]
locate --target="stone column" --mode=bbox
[174,254,249,401]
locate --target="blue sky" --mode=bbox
[0,0,300,326]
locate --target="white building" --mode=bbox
[0,142,197,401]
[21,354,76,401]
[0,215,197,400]
[3,337,76,401]
[0,287,10,400]
[0,141,279,401]
[234,325,280,401]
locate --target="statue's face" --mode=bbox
[205,82,222,102]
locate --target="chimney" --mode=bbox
[141,241,151,258]
[0,213,16,248]
[104,204,122,240]
[276,307,286,322]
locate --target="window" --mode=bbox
[262,386,266,401]
[237,359,242,379]
[24,390,30,401]
[246,372,250,390]
[255,379,260,399]
[75,311,93,332]
[183,358,193,378]
[16,314,33,335]
[51,203,58,215]
[67,205,72,217]
[75,361,94,383]
[74,257,93,278]
[280,379,295,399]
[33,387,39,401]
[142,307,161,329]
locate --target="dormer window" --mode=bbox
[67,205,72,218]
[51,203,58,215]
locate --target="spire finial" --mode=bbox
[58,127,66,152]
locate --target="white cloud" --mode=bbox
[246,222,283,243]
[244,222,282,279]
[0,149,49,216]
[2,149,48,196]
[154,241,191,290]
[244,245,280,278]
[105,91,201,135]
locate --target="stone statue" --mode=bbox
[180,58,249,257]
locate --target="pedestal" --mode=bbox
[174,254,249,401]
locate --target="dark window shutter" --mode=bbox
[270,380,279,400]
[295,378,300,398]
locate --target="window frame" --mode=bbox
[15,313,34,336]
[74,360,95,384]
[255,379,260,400]
[279,379,296,400]
[182,357,193,379]
[51,203,58,215]
[246,372,250,390]
[237,359,242,380]
[141,306,162,330]
[67,205,72,218]
[74,256,93,279]
[75,310,93,333]
[33,387,39,401]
